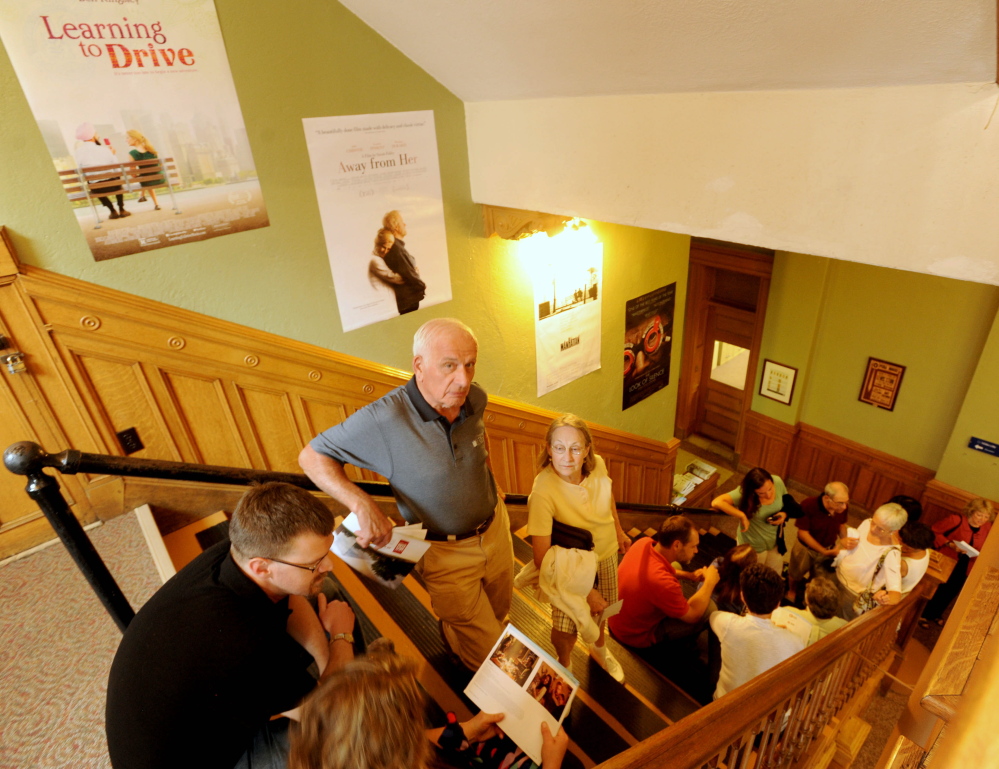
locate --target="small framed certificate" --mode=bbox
[759,359,797,405]
[859,357,905,411]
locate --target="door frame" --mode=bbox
[675,240,773,458]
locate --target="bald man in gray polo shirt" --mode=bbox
[299,318,514,670]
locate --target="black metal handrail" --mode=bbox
[3,440,709,632]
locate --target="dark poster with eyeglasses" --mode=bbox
[623,283,675,410]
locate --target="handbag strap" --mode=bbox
[867,546,900,591]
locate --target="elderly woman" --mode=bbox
[833,502,908,619]
[921,498,995,626]
[527,414,631,682]
[289,648,568,769]
[711,467,790,572]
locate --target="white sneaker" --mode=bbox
[589,643,625,683]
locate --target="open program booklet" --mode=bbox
[330,513,431,588]
[465,624,577,765]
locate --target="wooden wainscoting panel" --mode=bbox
[71,351,180,462]
[509,435,541,496]
[738,411,799,478]
[790,424,934,512]
[299,395,350,441]
[0,259,680,561]
[232,384,307,474]
[159,370,250,468]
[921,480,997,528]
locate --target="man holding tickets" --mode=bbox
[300,318,514,670]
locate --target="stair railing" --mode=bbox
[2,440,708,632]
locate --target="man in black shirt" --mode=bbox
[106,482,355,769]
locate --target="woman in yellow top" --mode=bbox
[527,414,631,682]
[126,129,162,210]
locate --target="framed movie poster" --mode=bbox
[759,359,797,405]
[623,283,675,410]
[0,1,270,261]
[859,357,905,411]
[303,110,453,331]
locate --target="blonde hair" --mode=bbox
[537,413,597,477]
[964,498,996,522]
[373,228,394,257]
[126,129,156,155]
[289,653,429,769]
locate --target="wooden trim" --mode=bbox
[920,479,997,528]
[0,227,20,282]
[0,261,679,557]
[734,271,770,455]
[789,423,934,513]
[688,240,775,279]
[674,260,711,438]
[737,410,799,478]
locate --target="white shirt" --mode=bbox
[710,612,805,699]
[75,141,117,169]
[901,551,930,594]
[834,518,901,594]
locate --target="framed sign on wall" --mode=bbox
[858,357,905,411]
[759,359,797,405]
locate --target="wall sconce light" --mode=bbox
[2,351,27,375]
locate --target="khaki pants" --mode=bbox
[788,541,822,584]
[420,498,514,670]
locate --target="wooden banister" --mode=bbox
[596,587,927,769]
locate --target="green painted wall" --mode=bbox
[0,0,687,444]
[753,254,999,468]
[751,251,831,424]
[936,310,999,500]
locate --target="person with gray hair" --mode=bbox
[300,318,513,670]
[833,502,908,618]
[786,481,850,605]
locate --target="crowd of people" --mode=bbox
[102,317,995,769]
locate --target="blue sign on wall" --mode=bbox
[968,437,999,457]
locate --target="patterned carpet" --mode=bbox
[0,514,160,769]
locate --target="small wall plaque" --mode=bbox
[858,357,905,411]
[759,359,797,405]
[116,427,144,455]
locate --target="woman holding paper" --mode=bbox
[921,498,994,626]
[832,503,907,619]
[527,414,631,683]
[288,646,569,769]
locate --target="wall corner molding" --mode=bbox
[482,204,572,240]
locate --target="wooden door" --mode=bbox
[697,303,755,448]
[675,242,772,455]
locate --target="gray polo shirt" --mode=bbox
[310,377,498,535]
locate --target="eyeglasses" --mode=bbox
[263,553,329,573]
[552,445,585,456]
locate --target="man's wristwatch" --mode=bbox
[330,632,354,645]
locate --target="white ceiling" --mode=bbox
[339,0,996,101]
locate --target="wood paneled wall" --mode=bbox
[0,247,677,556]
[740,410,994,521]
[789,424,935,511]
[738,410,798,479]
